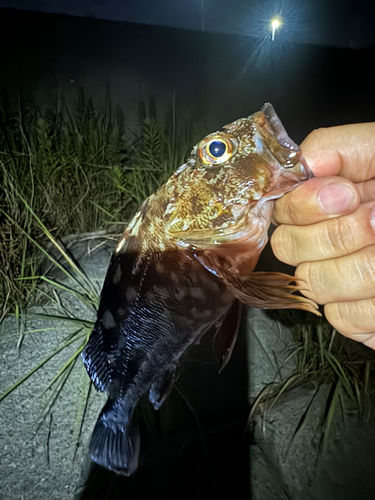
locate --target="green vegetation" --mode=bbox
[0,200,100,454]
[0,87,199,454]
[250,309,375,457]
[0,88,196,317]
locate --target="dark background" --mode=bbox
[1,5,374,143]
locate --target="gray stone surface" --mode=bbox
[246,307,375,500]
[247,307,297,398]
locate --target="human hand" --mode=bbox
[271,123,375,349]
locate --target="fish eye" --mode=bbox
[198,134,238,166]
[209,140,226,158]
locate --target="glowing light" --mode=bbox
[271,17,282,41]
[241,1,304,72]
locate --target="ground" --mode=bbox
[1,236,375,499]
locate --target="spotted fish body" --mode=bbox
[82,104,318,475]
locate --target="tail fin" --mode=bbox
[89,399,140,476]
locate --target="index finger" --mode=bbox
[302,122,375,182]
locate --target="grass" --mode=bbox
[0,86,200,458]
[0,198,100,454]
[249,308,375,457]
[0,87,197,318]
[0,86,125,316]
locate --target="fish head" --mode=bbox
[165,103,313,265]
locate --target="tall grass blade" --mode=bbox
[319,381,342,457]
[72,369,93,461]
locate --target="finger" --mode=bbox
[271,202,375,266]
[273,176,360,226]
[324,299,375,341]
[363,336,375,350]
[301,123,375,181]
[295,245,375,305]
[355,179,375,203]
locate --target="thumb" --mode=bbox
[273,176,360,226]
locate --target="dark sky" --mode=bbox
[0,0,375,48]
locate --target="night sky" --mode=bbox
[0,0,375,48]
[0,1,374,152]
[1,1,374,140]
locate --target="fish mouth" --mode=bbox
[261,102,314,180]
[261,103,299,152]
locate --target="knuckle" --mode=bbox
[270,225,297,265]
[282,197,299,225]
[357,249,375,289]
[324,302,349,334]
[306,127,329,144]
[359,179,375,203]
[324,217,354,256]
[325,299,375,337]
[273,196,295,225]
[302,128,332,157]
[296,261,325,304]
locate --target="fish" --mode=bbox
[81,103,319,476]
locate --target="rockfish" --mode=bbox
[81,103,318,475]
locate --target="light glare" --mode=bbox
[271,17,282,41]
[240,1,305,72]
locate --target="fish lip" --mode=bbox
[262,102,315,180]
[261,103,299,151]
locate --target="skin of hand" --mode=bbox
[271,123,375,349]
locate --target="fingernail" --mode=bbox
[317,184,356,215]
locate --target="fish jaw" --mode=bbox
[189,199,273,277]
[260,102,313,181]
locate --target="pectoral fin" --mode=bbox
[149,365,179,410]
[213,299,243,373]
[222,271,320,316]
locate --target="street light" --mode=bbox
[271,17,282,41]
[241,1,303,73]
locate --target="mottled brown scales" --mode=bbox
[119,108,318,279]
[122,111,283,259]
